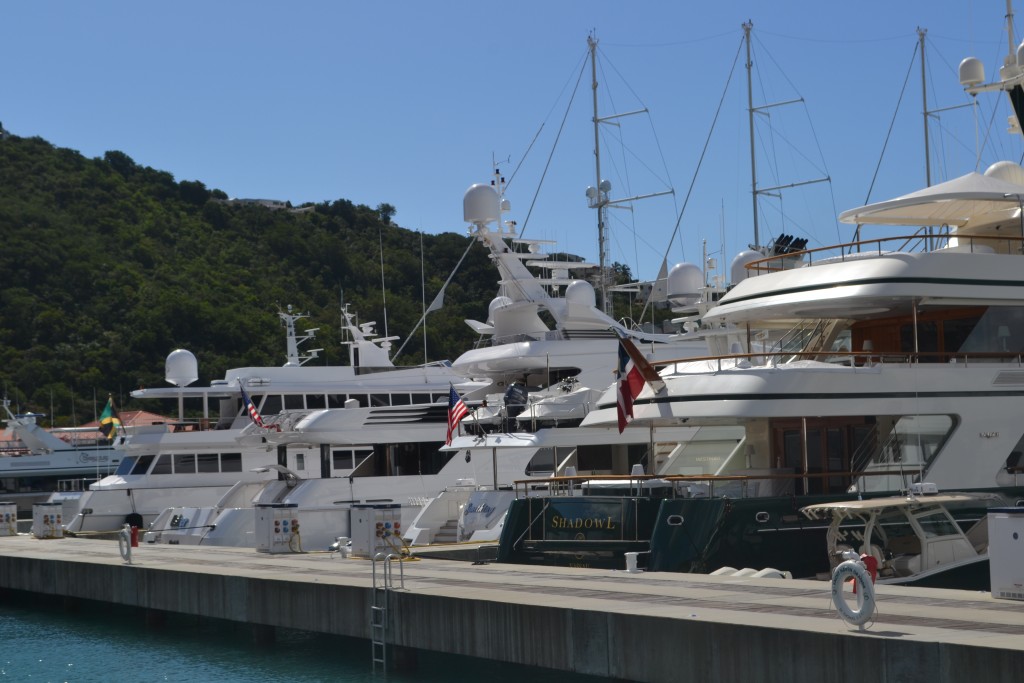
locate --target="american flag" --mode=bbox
[446,385,469,445]
[240,384,267,428]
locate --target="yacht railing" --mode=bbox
[652,349,1024,371]
[513,468,924,500]
[746,232,1024,275]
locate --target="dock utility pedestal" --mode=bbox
[350,504,402,558]
[255,503,300,553]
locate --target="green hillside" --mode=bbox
[0,135,500,424]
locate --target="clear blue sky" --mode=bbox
[4,1,1023,283]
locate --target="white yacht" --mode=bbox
[56,307,485,533]
[498,18,1024,577]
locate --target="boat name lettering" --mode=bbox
[77,453,109,464]
[464,502,495,516]
[548,514,617,531]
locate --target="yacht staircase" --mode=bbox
[432,519,460,544]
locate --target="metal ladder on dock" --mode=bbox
[370,552,404,671]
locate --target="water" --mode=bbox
[0,593,607,683]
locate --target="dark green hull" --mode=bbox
[497,487,1024,582]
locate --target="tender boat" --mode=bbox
[801,488,994,590]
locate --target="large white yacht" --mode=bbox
[498,18,1024,577]
[55,307,486,533]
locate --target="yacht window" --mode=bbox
[221,453,242,472]
[196,453,218,473]
[349,395,368,408]
[150,455,174,475]
[332,449,354,470]
[431,393,447,403]
[174,454,196,474]
[370,394,390,407]
[391,393,411,406]
[306,394,327,410]
[114,456,137,476]
[130,455,155,475]
[411,393,431,404]
[296,453,305,471]
[327,394,346,409]
[915,509,960,538]
[283,394,304,410]
[957,306,1024,355]
[261,395,283,416]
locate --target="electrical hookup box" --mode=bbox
[988,507,1024,600]
[31,502,63,539]
[0,502,16,536]
[255,503,300,553]
[349,504,402,559]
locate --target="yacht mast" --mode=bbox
[588,35,610,315]
[743,21,760,249]
[586,34,673,316]
[919,27,931,187]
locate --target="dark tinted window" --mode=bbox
[261,395,282,415]
[197,453,219,473]
[221,453,242,472]
[391,393,411,406]
[284,394,304,410]
[306,394,327,410]
[174,454,196,474]
[150,455,174,475]
[131,455,155,475]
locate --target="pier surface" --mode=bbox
[1,535,1022,682]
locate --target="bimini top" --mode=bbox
[800,493,981,517]
[838,167,1024,227]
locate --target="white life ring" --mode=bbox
[831,559,875,626]
[118,524,132,563]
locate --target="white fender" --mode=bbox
[831,559,875,626]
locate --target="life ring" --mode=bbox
[831,559,875,626]
[118,524,132,563]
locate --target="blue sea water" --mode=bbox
[0,594,607,683]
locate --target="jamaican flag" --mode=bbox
[99,396,123,440]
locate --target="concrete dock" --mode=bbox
[1,535,1022,682]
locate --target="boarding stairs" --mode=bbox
[432,519,460,544]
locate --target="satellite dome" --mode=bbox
[666,262,702,307]
[958,57,985,87]
[984,160,1024,187]
[463,184,501,226]
[165,349,198,387]
[565,280,596,307]
[730,250,763,286]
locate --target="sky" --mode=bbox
[4,1,1024,284]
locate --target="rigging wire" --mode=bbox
[854,41,919,242]
[391,237,477,361]
[517,51,589,239]
[636,35,745,323]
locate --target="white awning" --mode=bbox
[838,171,1024,227]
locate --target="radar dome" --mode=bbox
[958,57,985,87]
[666,262,702,307]
[464,184,501,226]
[984,160,1024,186]
[730,250,762,287]
[565,280,596,307]
[165,349,198,387]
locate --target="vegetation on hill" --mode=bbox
[0,135,669,425]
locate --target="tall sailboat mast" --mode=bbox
[743,21,760,249]
[586,34,673,316]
